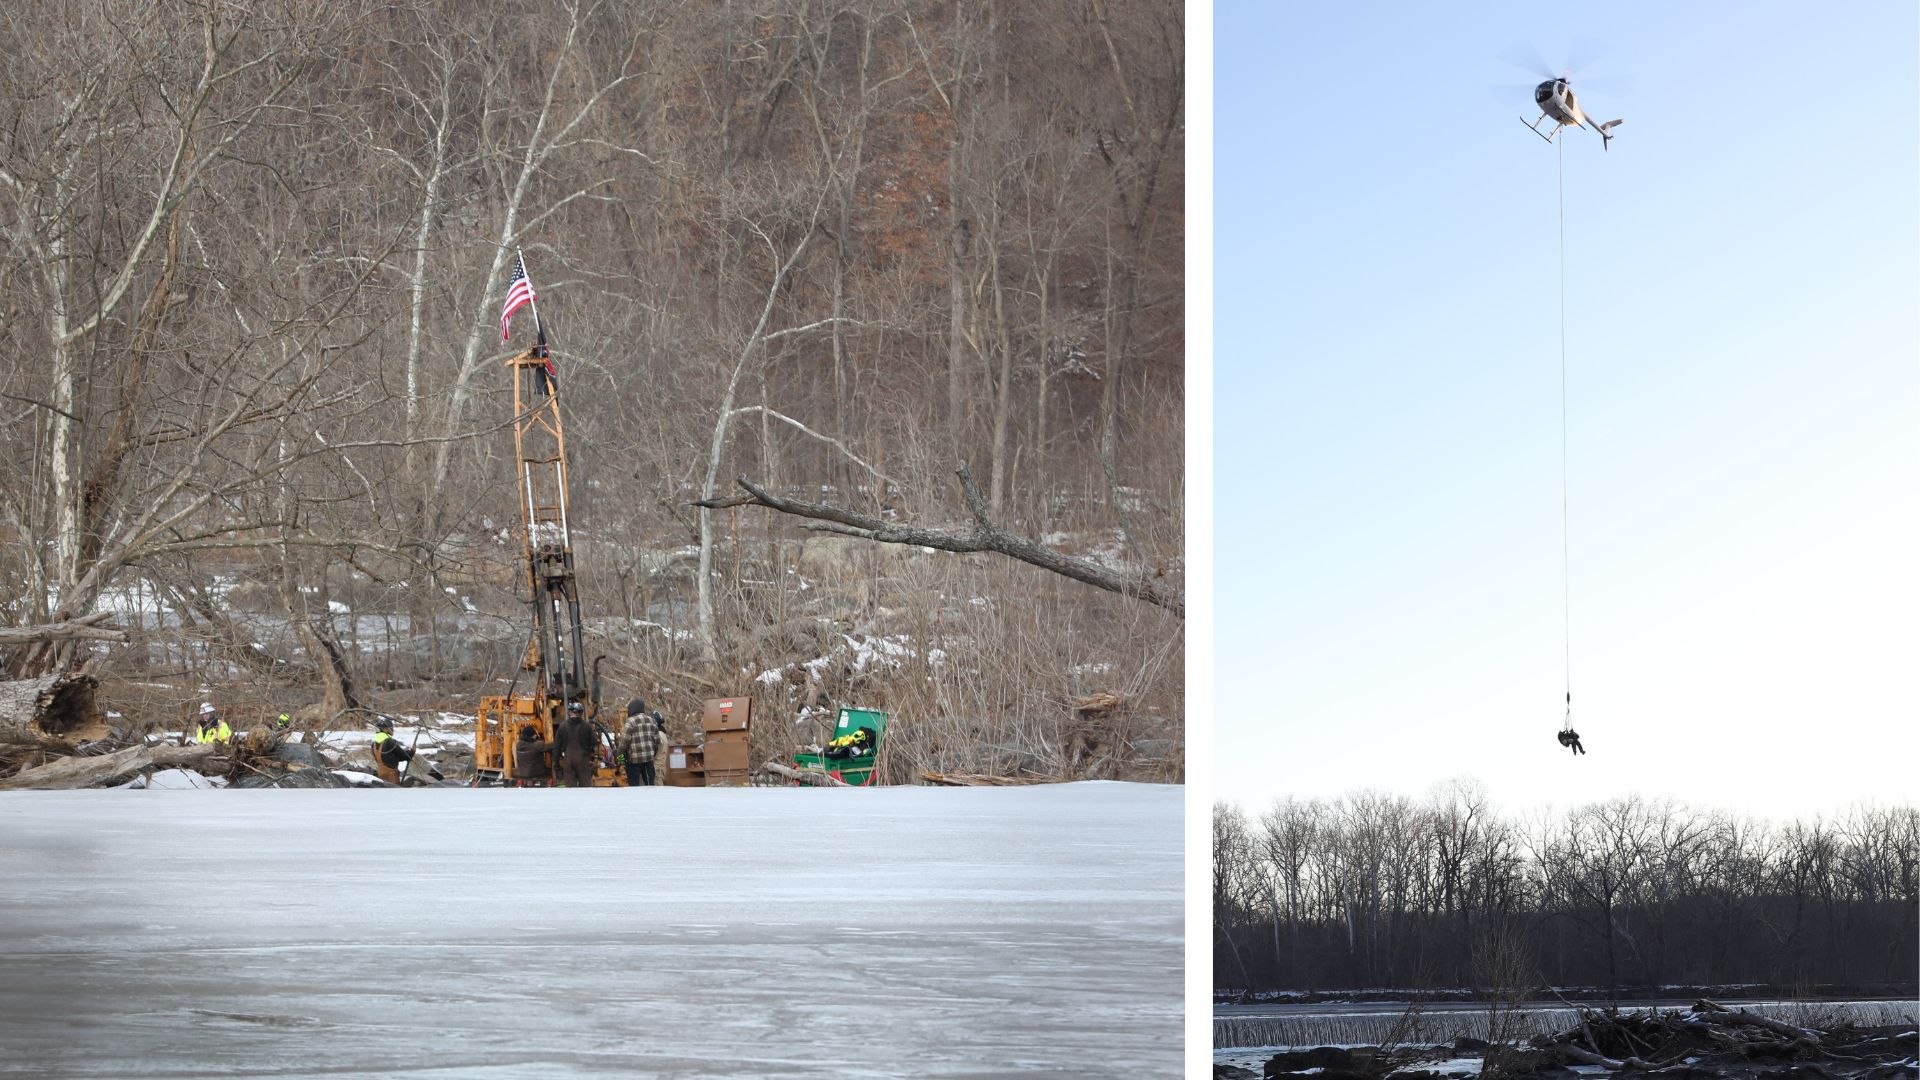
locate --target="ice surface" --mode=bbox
[0,781,1180,1077]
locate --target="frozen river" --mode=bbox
[0,782,1181,1077]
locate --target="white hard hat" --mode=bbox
[198,702,217,715]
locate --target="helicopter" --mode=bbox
[1521,77,1622,150]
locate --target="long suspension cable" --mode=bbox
[1557,134,1572,727]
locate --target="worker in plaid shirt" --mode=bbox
[619,698,665,786]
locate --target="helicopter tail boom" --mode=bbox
[1596,118,1623,151]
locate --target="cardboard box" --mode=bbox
[702,696,752,733]
[702,738,750,773]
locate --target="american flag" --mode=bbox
[499,253,537,343]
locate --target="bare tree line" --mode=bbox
[0,0,1183,778]
[1215,783,1918,995]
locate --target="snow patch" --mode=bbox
[138,769,228,789]
[1395,1059,1482,1077]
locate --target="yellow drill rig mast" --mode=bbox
[472,333,618,785]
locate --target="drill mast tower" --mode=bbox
[472,349,614,784]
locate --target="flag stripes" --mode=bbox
[500,253,536,342]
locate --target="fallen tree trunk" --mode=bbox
[148,743,223,771]
[0,670,103,740]
[762,761,849,787]
[1694,998,1820,1043]
[1557,1044,1654,1071]
[0,744,152,789]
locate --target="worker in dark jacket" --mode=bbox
[1557,728,1586,755]
[372,717,414,783]
[514,725,554,786]
[554,701,595,787]
[619,698,663,787]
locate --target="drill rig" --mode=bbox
[472,346,620,785]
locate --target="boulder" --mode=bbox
[1264,1046,1377,1079]
[231,767,352,789]
[270,742,319,767]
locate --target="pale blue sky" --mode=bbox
[1213,1,1918,818]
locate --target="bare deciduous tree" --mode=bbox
[0,0,1184,784]
[1215,786,1918,996]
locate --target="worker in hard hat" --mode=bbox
[372,717,415,784]
[553,700,596,787]
[192,703,232,745]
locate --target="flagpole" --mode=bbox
[516,247,547,355]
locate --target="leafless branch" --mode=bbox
[696,467,1182,616]
[724,406,896,486]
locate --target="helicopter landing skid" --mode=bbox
[1519,115,1561,143]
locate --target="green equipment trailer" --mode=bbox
[791,707,888,786]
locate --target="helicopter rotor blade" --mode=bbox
[1492,81,1544,107]
[1573,74,1635,98]
[1498,42,1556,81]
[1564,37,1610,79]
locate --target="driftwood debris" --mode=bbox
[762,761,849,787]
[1257,1002,1918,1079]
[0,741,226,790]
[1693,997,1823,1044]
[149,743,225,771]
[920,771,1038,786]
[0,744,151,789]
[1522,1000,1914,1077]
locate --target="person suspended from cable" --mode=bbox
[1556,693,1585,755]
